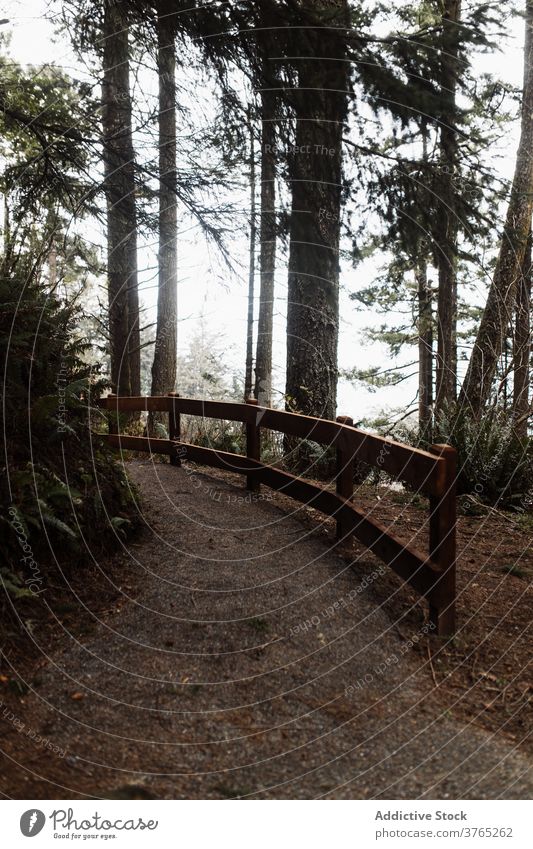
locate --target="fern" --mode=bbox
[0,568,34,600]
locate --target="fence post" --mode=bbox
[246,398,261,492]
[336,415,354,544]
[107,394,117,435]
[168,392,181,466]
[428,443,457,636]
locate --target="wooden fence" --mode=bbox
[96,393,457,636]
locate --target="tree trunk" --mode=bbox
[101,0,130,395]
[48,244,57,289]
[285,0,349,421]
[434,0,461,417]
[101,0,140,397]
[459,0,533,415]
[150,3,178,412]
[244,107,256,400]
[254,86,277,407]
[3,193,8,256]
[128,258,141,396]
[513,225,531,436]
[417,259,433,434]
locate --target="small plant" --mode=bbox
[245,617,269,633]
[214,783,251,800]
[500,564,530,579]
[282,439,336,479]
[0,272,139,622]
[374,406,533,510]
[183,416,245,455]
[433,407,532,509]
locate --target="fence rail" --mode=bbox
[95,393,457,636]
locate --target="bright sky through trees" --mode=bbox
[2,0,526,419]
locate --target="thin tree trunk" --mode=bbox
[101,0,140,396]
[460,0,533,415]
[150,3,178,415]
[128,257,141,396]
[285,0,349,422]
[434,0,461,417]
[244,107,256,400]
[254,86,277,407]
[417,259,433,434]
[48,245,57,289]
[2,193,10,269]
[513,226,531,436]
[502,337,509,411]
[122,41,140,397]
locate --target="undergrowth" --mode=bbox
[0,274,139,629]
[374,406,532,509]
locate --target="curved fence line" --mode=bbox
[95,394,457,636]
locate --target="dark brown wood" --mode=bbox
[245,398,261,492]
[168,392,181,466]
[254,464,442,599]
[98,395,457,632]
[428,443,457,636]
[104,434,248,472]
[102,395,446,495]
[107,394,118,435]
[101,432,443,597]
[214,403,444,495]
[102,395,170,412]
[336,415,354,544]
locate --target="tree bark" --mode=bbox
[459,0,533,415]
[101,0,131,395]
[513,225,531,436]
[244,107,256,400]
[150,3,178,408]
[101,0,140,396]
[285,0,349,421]
[434,0,461,417]
[128,254,141,396]
[48,244,57,289]
[1,192,12,278]
[254,86,277,407]
[417,259,433,434]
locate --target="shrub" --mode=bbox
[433,407,532,509]
[183,416,245,455]
[364,406,532,509]
[0,273,139,614]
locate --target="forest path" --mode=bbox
[2,459,532,799]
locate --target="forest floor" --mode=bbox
[0,459,531,799]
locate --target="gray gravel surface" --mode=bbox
[3,460,532,799]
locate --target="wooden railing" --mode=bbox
[96,393,457,636]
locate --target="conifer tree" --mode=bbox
[101,0,140,396]
[285,0,350,420]
[460,0,533,416]
[150,0,178,407]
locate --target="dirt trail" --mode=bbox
[1,460,532,799]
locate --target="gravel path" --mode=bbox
[2,459,532,799]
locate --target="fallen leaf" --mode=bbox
[479,672,498,682]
